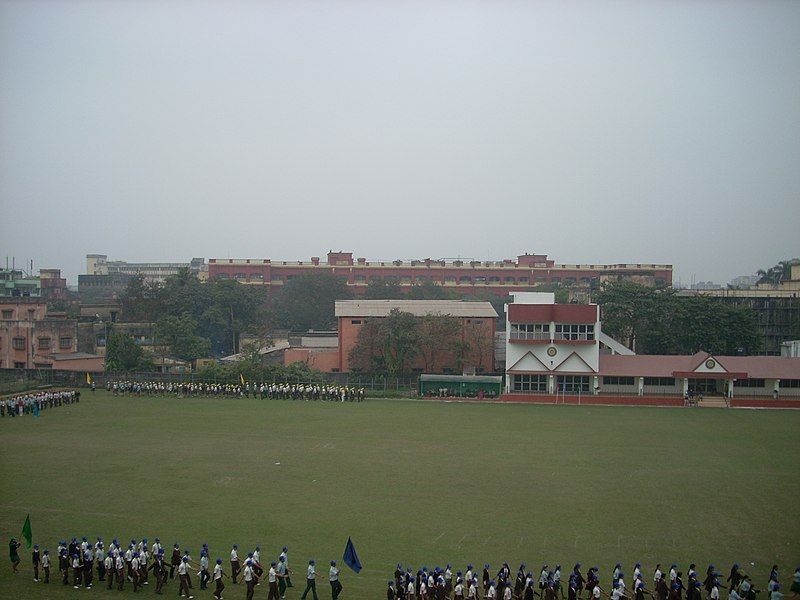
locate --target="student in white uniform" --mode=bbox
[178,555,194,599]
[330,560,343,600]
[301,559,320,600]
[212,558,227,600]
[244,559,256,600]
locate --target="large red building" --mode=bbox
[209,251,672,297]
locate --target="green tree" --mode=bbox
[364,277,405,299]
[348,309,419,375]
[416,313,461,372]
[408,280,457,300]
[271,273,352,331]
[155,314,212,362]
[757,259,799,284]
[105,330,153,372]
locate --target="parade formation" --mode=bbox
[12,534,347,600]
[384,562,800,600]
[0,389,79,418]
[107,380,366,402]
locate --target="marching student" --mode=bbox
[330,559,343,600]
[244,558,257,600]
[41,548,51,583]
[268,561,280,600]
[177,555,194,599]
[231,543,241,584]
[104,550,115,590]
[302,559,321,600]
[212,558,228,600]
[9,537,22,574]
[170,542,181,580]
[32,544,40,582]
[116,551,126,590]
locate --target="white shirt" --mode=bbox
[269,567,277,582]
[408,581,415,597]
[214,564,222,580]
[468,583,477,598]
[104,556,113,570]
[504,586,512,599]
[488,585,497,599]
[307,565,316,579]
[231,549,239,561]
[670,570,677,582]
[594,586,602,599]
[655,571,663,583]
[455,583,464,596]
[244,565,254,582]
[116,556,124,570]
[612,589,625,600]
[330,566,339,581]
[711,588,720,600]
[42,554,51,568]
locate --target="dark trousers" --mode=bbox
[117,568,125,590]
[247,579,256,600]
[179,574,191,597]
[200,569,209,589]
[107,569,114,589]
[214,578,225,599]
[84,563,93,587]
[269,581,280,600]
[231,560,241,583]
[98,561,106,581]
[331,579,343,600]
[302,578,319,600]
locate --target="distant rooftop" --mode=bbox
[335,299,498,318]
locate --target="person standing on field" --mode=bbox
[231,544,241,584]
[302,559,320,600]
[244,558,257,600]
[330,560,343,600]
[212,558,227,600]
[32,544,41,582]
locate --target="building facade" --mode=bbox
[0,298,102,371]
[504,292,800,399]
[86,254,207,283]
[208,251,672,297]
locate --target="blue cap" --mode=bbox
[331,560,336,566]
[217,558,223,565]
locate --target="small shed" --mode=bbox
[418,374,503,398]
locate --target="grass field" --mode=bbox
[1,392,799,600]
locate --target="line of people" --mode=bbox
[106,380,366,402]
[0,389,79,418]
[386,562,800,600]
[17,535,347,600]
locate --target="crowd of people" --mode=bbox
[0,389,79,418]
[107,380,366,402]
[10,535,349,600]
[385,562,800,600]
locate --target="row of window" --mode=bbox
[213,273,605,286]
[512,375,591,393]
[510,323,595,341]
[2,308,38,320]
[8,337,72,350]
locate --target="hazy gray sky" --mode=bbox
[1,0,798,286]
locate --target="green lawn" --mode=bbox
[1,392,799,599]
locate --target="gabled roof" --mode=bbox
[335,300,498,318]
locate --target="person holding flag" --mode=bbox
[302,559,320,600]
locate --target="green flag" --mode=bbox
[21,514,32,548]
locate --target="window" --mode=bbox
[27,309,35,320]
[504,277,516,283]
[488,277,500,283]
[59,337,73,349]
[513,374,547,392]
[14,362,26,369]
[557,375,590,393]
[354,275,366,283]
[250,273,263,281]
[534,276,545,284]
[564,277,576,284]
[734,378,766,388]
[643,377,675,386]
[271,274,282,281]
[234,273,247,280]
[216,273,229,279]
[554,323,594,341]
[38,337,51,349]
[602,376,635,386]
[518,277,529,284]
[444,275,456,283]
[781,379,800,388]
[510,323,549,340]
[551,277,561,283]
[1,309,12,319]
[12,337,26,350]
[458,276,471,284]
[350,320,362,325]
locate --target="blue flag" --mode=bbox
[342,537,362,573]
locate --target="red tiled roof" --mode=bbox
[599,352,800,380]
